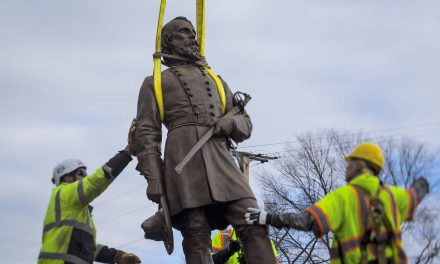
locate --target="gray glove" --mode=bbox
[213,116,235,137]
[146,179,162,204]
[245,208,268,225]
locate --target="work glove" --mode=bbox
[124,118,137,156]
[412,176,430,201]
[228,240,241,254]
[146,179,163,203]
[213,116,235,137]
[245,208,268,225]
[114,250,141,264]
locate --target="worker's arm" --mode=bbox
[245,208,317,232]
[390,176,430,221]
[213,78,252,143]
[62,120,136,207]
[211,240,241,264]
[246,188,346,237]
[95,244,141,264]
[134,77,163,203]
[61,151,133,208]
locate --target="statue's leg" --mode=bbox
[224,198,276,264]
[175,207,214,264]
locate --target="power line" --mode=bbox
[238,122,440,150]
[247,126,440,158]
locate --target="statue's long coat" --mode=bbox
[135,64,255,217]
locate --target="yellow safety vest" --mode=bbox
[211,228,280,264]
[305,173,418,264]
[38,167,113,264]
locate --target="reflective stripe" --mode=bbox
[330,237,362,260]
[55,190,61,221]
[39,252,90,264]
[407,188,417,220]
[305,205,331,236]
[222,230,230,248]
[43,219,94,236]
[384,187,398,227]
[352,186,369,233]
[78,180,88,206]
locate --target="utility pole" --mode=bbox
[234,151,278,181]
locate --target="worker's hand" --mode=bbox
[147,179,163,203]
[213,116,235,137]
[114,250,141,264]
[245,208,267,225]
[228,240,241,254]
[124,118,137,156]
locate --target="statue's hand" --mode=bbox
[147,179,163,203]
[213,116,235,137]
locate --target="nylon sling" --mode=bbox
[153,0,226,122]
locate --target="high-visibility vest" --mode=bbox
[38,167,113,264]
[305,173,418,264]
[211,228,280,264]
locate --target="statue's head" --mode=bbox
[161,16,202,65]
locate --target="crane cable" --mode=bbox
[153,0,226,122]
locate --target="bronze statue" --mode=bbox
[134,17,276,264]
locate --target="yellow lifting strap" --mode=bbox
[153,0,226,122]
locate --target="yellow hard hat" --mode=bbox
[345,143,384,171]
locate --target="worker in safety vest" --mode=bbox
[245,142,430,264]
[38,120,142,264]
[211,228,280,264]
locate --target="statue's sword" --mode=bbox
[175,92,252,174]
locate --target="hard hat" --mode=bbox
[345,143,384,172]
[52,159,86,185]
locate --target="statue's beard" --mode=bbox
[169,38,202,62]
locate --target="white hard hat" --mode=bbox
[52,159,86,185]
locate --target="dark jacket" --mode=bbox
[135,64,255,217]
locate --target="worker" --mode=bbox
[211,228,280,264]
[135,17,275,264]
[38,120,142,264]
[245,142,430,264]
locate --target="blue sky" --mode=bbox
[0,1,439,263]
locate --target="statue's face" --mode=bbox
[171,21,197,46]
[162,18,201,62]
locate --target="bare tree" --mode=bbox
[256,130,439,263]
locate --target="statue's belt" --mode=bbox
[166,115,218,131]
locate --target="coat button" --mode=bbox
[209,104,214,109]
[206,87,211,91]
[210,112,215,116]
[208,93,213,97]
[205,81,210,85]
[183,82,188,86]
[186,88,191,91]
[188,93,194,97]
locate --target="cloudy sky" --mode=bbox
[1,1,439,263]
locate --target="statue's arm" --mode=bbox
[221,78,253,143]
[134,77,163,184]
